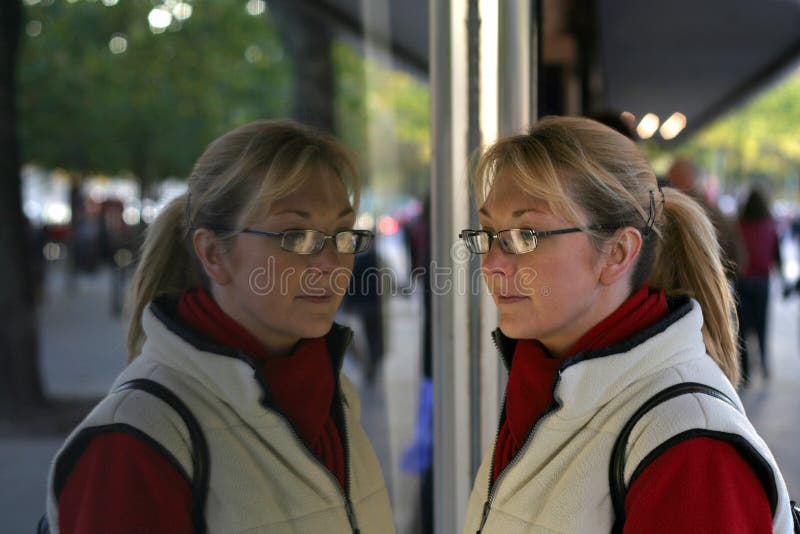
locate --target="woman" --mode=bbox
[459,117,794,533]
[736,186,782,383]
[45,120,394,533]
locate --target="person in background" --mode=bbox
[45,120,394,533]
[736,186,783,384]
[460,117,794,533]
[341,231,385,385]
[667,157,743,279]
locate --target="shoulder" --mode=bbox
[621,384,781,514]
[54,377,197,489]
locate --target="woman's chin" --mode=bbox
[301,319,335,339]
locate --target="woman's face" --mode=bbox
[214,173,356,355]
[479,172,611,356]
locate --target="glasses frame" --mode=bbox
[459,224,614,255]
[236,228,374,255]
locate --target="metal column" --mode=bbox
[431,1,538,531]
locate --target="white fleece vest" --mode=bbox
[46,305,394,534]
[463,299,794,534]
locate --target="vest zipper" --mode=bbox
[339,391,361,534]
[256,376,360,533]
[241,340,360,534]
[477,333,563,533]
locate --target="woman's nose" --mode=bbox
[481,241,516,279]
[310,238,342,272]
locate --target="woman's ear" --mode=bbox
[193,229,233,285]
[598,227,642,286]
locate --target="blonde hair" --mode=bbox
[473,116,739,385]
[126,120,359,361]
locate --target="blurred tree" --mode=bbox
[18,0,291,188]
[270,0,335,133]
[334,40,430,198]
[0,0,43,417]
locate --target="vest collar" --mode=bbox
[148,293,353,375]
[492,295,694,373]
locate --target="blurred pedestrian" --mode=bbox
[736,186,783,384]
[667,157,744,279]
[44,120,394,533]
[341,235,385,384]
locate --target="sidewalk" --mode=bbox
[739,283,800,494]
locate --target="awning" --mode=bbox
[312,0,800,139]
[598,0,800,139]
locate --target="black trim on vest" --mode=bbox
[629,430,779,516]
[53,423,191,500]
[492,295,693,371]
[610,382,740,533]
[115,378,209,534]
[150,294,241,359]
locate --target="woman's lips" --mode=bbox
[497,294,528,304]
[297,294,333,304]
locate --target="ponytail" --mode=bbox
[126,194,200,361]
[649,187,740,385]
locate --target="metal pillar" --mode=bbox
[431,1,472,532]
[431,1,538,531]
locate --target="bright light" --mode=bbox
[101,0,119,6]
[659,112,687,140]
[636,113,660,139]
[44,203,70,225]
[356,213,375,230]
[26,20,42,37]
[23,0,40,6]
[141,202,158,224]
[479,0,499,145]
[43,242,66,262]
[109,34,128,54]
[378,216,399,236]
[244,45,263,63]
[122,206,140,225]
[246,0,266,16]
[148,8,172,32]
[172,2,192,21]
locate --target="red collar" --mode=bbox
[177,288,335,446]
[501,285,668,471]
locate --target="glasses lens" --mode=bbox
[498,229,537,254]
[282,230,323,254]
[461,230,491,253]
[336,230,372,254]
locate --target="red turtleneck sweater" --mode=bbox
[58,289,344,533]
[492,286,772,533]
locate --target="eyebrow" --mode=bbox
[273,207,355,219]
[478,206,545,218]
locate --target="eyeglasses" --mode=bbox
[236,228,374,254]
[459,225,612,255]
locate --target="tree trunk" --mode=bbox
[0,0,44,419]
[270,0,336,133]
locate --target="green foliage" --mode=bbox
[334,41,430,198]
[18,0,291,185]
